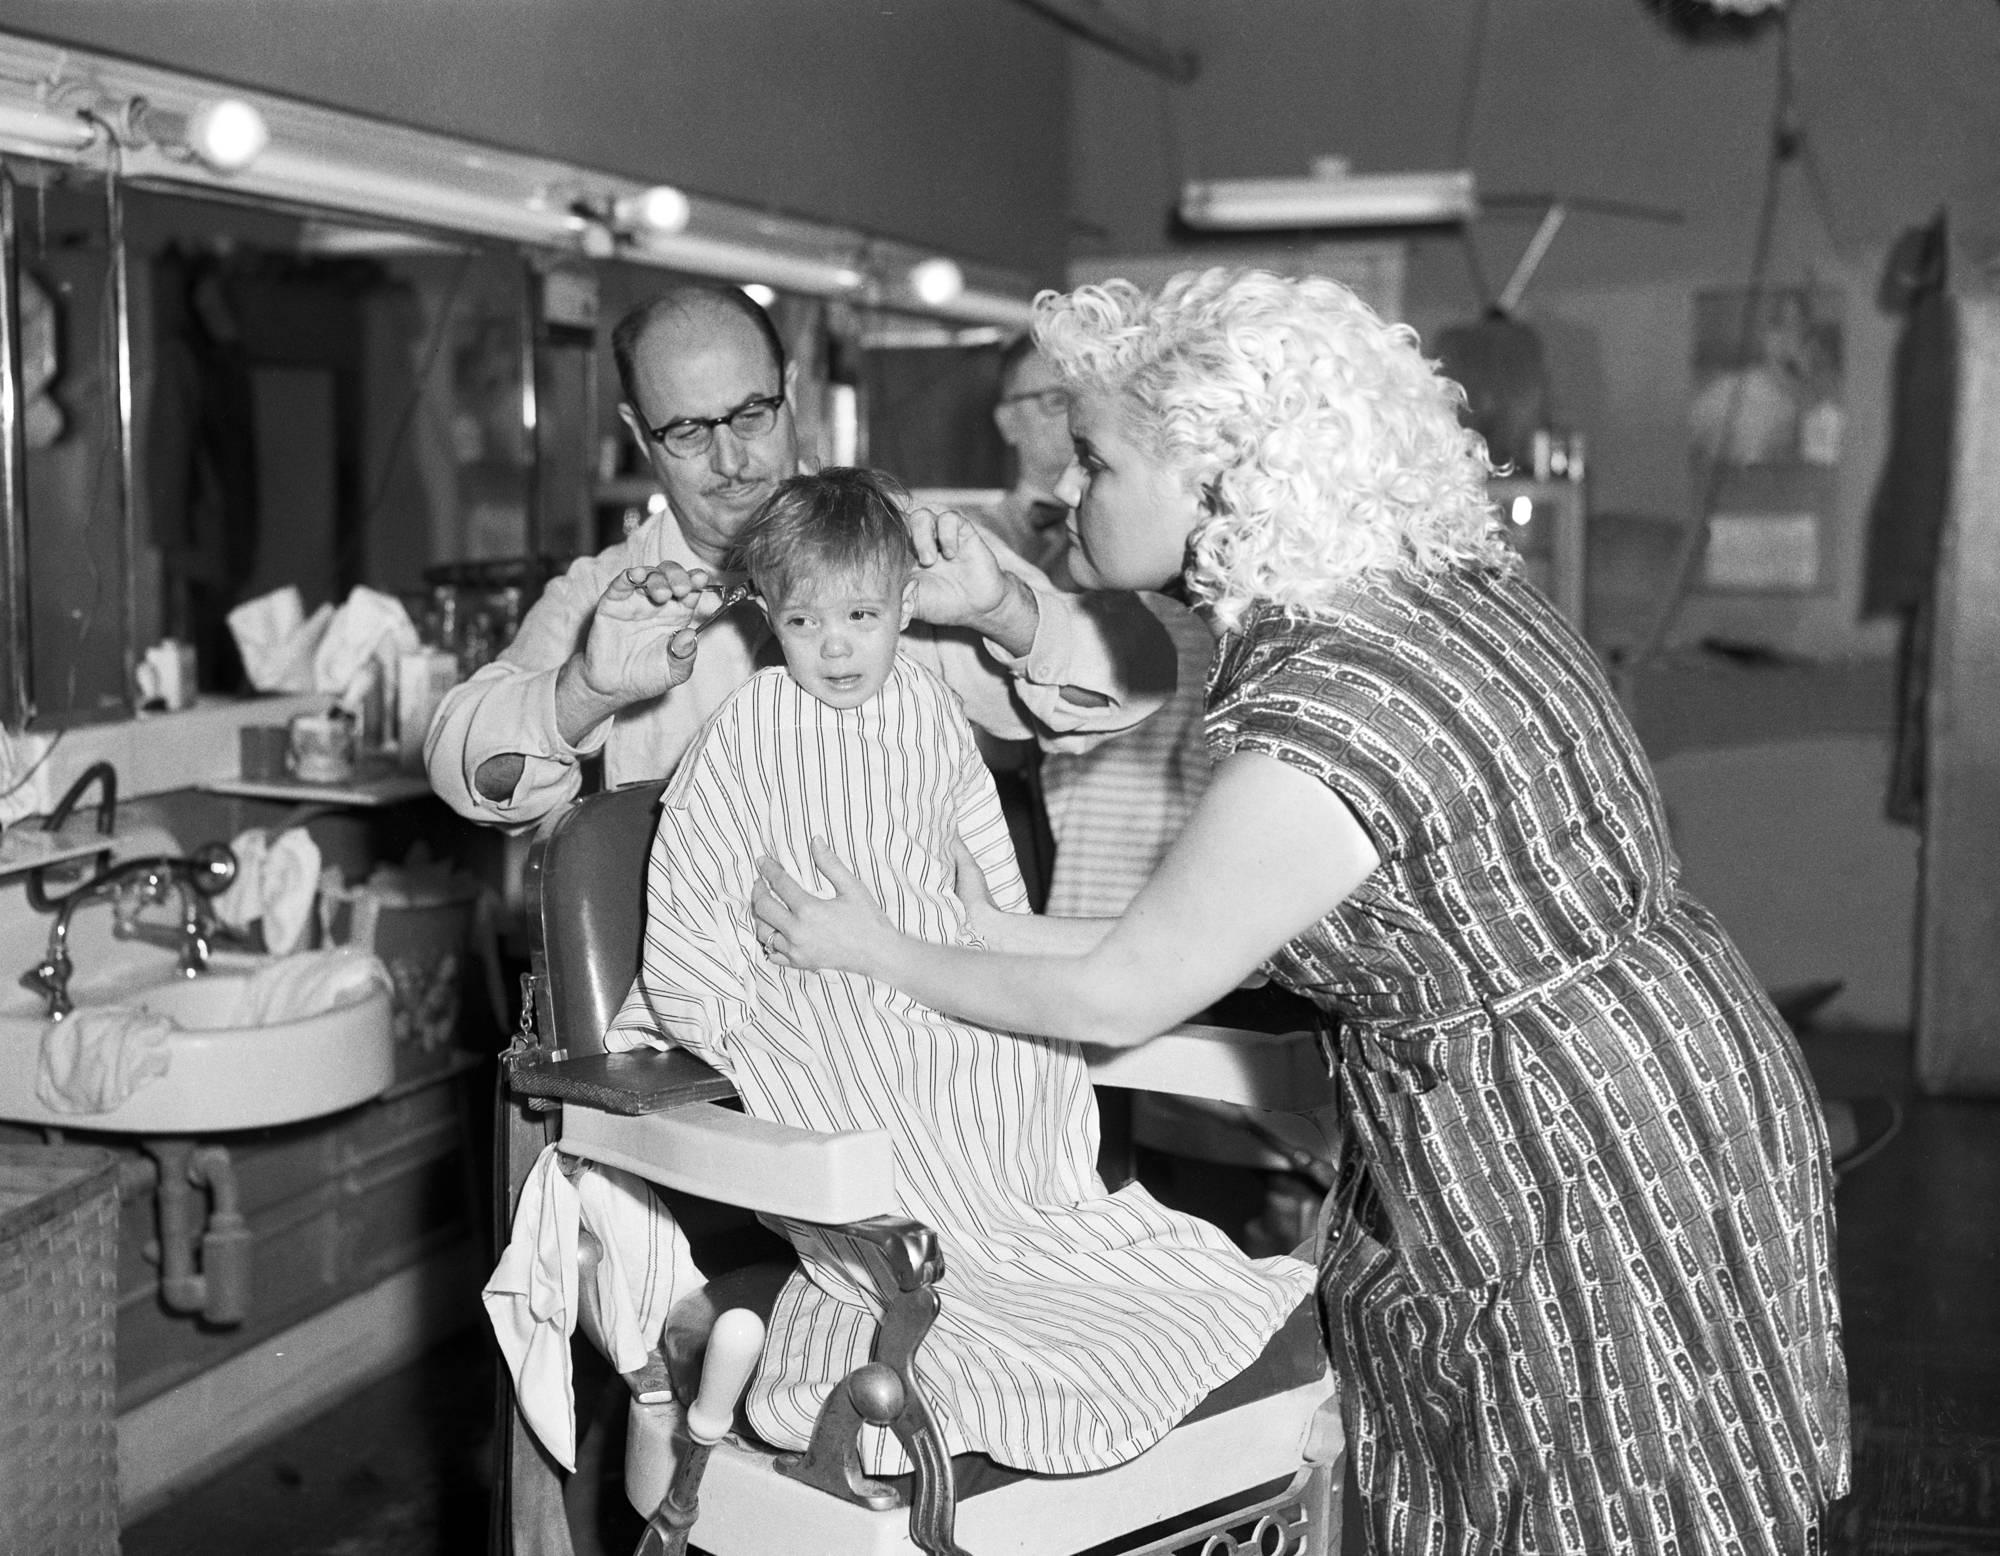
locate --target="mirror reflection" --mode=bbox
[3,168,1009,730]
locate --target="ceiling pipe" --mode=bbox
[1011,0,1199,82]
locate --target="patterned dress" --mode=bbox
[1205,567,1849,1555]
[607,655,1312,1476]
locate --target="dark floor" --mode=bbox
[124,1026,2000,1556]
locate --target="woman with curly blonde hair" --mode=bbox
[754,267,1850,1554]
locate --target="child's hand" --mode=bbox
[949,832,1005,942]
[751,842,894,975]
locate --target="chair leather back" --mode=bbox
[524,779,669,1059]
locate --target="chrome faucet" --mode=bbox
[24,844,237,1020]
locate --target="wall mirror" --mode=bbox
[3,157,550,726]
[0,37,1036,737]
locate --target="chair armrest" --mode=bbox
[509,1045,737,1114]
[1085,1023,1334,1113]
[561,1100,900,1223]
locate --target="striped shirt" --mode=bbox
[607,654,1312,1475]
[1041,593,1217,919]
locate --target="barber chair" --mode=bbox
[496,779,1344,1556]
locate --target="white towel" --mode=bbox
[36,1006,175,1114]
[482,1145,702,1471]
[212,827,324,955]
[227,585,332,694]
[235,947,393,1026]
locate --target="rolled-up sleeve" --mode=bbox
[922,549,1181,747]
[424,554,615,828]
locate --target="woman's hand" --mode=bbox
[751,841,898,975]
[905,507,1039,657]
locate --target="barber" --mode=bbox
[426,285,1173,826]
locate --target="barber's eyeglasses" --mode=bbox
[998,386,1071,416]
[644,392,786,458]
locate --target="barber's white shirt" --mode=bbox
[425,509,1169,830]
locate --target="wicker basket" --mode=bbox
[0,1144,121,1556]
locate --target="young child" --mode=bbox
[605,468,1313,1477]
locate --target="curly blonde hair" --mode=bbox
[1034,267,1509,629]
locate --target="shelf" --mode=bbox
[592,478,664,507]
[0,822,126,881]
[201,761,434,809]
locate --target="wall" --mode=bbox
[1068,0,2000,660]
[4,0,1073,283]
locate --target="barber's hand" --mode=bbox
[751,842,896,975]
[906,508,1035,652]
[579,564,712,706]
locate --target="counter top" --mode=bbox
[202,762,433,809]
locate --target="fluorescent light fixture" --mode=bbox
[628,229,865,298]
[244,144,584,247]
[1179,168,1476,232]
[0,99,94,154]
[935,287,1034,331]
[0,33,1037,325]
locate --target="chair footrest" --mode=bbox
[630,1375,1337,1556]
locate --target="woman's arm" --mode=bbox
[945,831,1116,955]
[756,751,1379,1045]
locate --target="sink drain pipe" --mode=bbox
[144,1139,252,1326]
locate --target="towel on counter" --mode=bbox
[212,827,323,955]
[483,1144,701,1470]
[37,1006,176,1114]
[227,585,332,694]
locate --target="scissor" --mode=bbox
[690,581,754,637]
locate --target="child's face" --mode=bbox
[763,563,916,710]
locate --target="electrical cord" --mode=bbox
[1621,0,1804,688]
[358,249,475,533]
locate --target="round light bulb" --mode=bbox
[618,185,690,235]
[187,98,269,174]
[909,257,964,309]
[741,284,777,309]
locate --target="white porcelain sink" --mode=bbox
[0,946,394,1134]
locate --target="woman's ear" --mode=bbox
[1199,477,1226,516]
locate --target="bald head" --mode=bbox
[612,286,786,412]
[611,284,800,567]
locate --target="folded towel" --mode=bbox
[227,585,332,694]
[259,831,323,954]
[483,1145,702,1470]
[235,947,393,1026]
[212,827,324,956]
[37,1006,176,1114]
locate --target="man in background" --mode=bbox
[971,334,1077,584]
